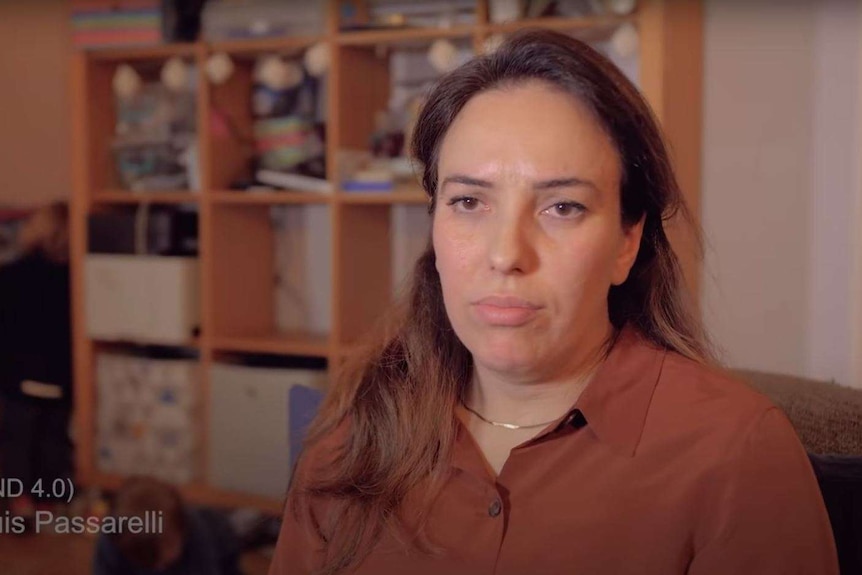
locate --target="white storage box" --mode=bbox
[208,363,327,498]
[85,254,199,345]
[96,353,200,484]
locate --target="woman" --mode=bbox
[270,30,837,574]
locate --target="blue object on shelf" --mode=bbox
[342,181,394,192]
[288,385,325,472]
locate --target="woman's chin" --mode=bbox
[471,344,539,375]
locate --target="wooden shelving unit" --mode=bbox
[69,0,703,514]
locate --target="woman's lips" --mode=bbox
[472,296,541,326]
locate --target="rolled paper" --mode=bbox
[428,39,459,74]
[206,52,235,85]
[161,56,190,92]
[112,64,141,100]
[304,42,330,77]
[610,22,638,59]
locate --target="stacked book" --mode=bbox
[71,0,162,48]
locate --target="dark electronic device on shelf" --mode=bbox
[88,207,198,256]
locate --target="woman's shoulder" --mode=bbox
[639,351,812,483]
[649,350,790,444]
[661,350,775,411]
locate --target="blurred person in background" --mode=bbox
[93,476,242,575]
[0,201,72,523]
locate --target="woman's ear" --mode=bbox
[611,214,645,286]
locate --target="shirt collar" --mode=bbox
[571,323,667,457]
[451,323,667,475]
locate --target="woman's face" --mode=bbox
[432,81,643,380]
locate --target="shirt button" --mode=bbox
[488,498,502,517]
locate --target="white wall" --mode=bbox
[701,0,862,388]
[854,11,862,393]
[807,0,862,388]
[0,0,71,206]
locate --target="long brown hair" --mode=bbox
[292,29,714,574]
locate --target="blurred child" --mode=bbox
[93,476,242,575]
[0,202,72,520]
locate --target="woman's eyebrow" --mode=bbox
[440,174,599,195]
[440,174,494,189]
[533,177,598,192]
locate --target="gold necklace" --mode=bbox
[460,401,559,430]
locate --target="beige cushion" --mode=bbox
[733,369,862,455]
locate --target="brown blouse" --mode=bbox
[269,325,839,575]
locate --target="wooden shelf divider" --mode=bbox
[209,35,324,55]
[84,42,201,62]
[337,191,428,205]
[91,190,201,205]
[211,332,331,358]
[209,190,333,205]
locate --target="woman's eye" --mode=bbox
[448,196,481,211]
[545,202,585,218]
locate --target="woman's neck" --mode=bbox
[465,325,613,427]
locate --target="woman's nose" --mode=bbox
[488,211,537,274]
